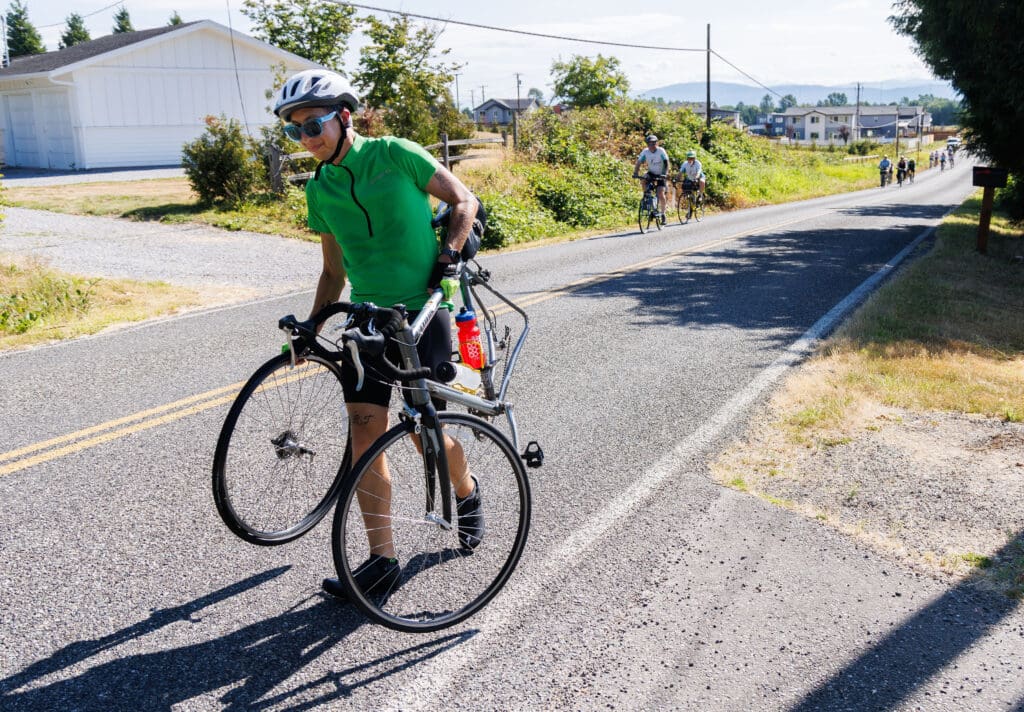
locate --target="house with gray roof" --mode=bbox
[0,20,318,169]
[473,98,538,127]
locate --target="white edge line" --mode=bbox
[400,222,941,709]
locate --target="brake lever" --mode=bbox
[345,340,365,391]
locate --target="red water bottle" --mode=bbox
[455,308,484,370]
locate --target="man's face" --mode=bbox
[288,107,344,161]
[647,141,657,151]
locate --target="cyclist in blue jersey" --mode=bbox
[274,68,485,601]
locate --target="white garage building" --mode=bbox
[0,20,319,169]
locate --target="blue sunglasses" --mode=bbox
[282,111,337,141]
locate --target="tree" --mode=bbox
[353,13,463,145]
[825,92,847,106]
[759,94,774,116]
[777,94,797,112]
[168,11,183,26]
[550,54,629,108]
[59,12,90,49]
[6,0,45,57]
[891,0,1023,213]
[527,87,545,106]
[112,5,133,34]
[241,0,355,70]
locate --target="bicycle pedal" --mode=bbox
[522,441,544,469]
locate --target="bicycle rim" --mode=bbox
[637,200,648,233]
[212,353,350,545]
[333,412,531,632]
[695,198,705,222]
[676,193,685,224]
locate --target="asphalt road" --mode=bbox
[2,160,1022,711]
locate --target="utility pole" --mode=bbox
[855,82,861,141]
[453,73,462,113]
[480,85,486,103]
[705,24,712,131]
[513,73,523,148]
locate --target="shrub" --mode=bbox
[182,115,265,209]
[0,262,92,335]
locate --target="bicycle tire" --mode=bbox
[212,353,350,546]
[332,411,531,632]
[676,190,686,225]
[693,195,705,222]
[638,198,649,234]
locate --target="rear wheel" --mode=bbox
[212,353,350,545]
[692,194,705,222]
[332,412,531,632]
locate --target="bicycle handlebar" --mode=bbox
[277,302,433,386]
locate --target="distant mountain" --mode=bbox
[638,80,959,107]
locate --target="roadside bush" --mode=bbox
[182,115,265,209]
[996,173,1024,224]
[847,139,880,156]
[476,192,562,247]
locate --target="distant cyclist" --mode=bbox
[878,155,892,186]
[940,151,947,170]
[896,155,908,185]
[907,156,916,182]
[676,149,707,201]
[633,134,670,221]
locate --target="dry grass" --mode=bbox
[0,255,202,351]
[712,194,1024,596]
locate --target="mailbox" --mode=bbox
[973,166,1008,188]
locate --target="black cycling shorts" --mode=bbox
[340,308,452,410]
[645,174,667,188]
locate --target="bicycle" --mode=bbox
[635,172,664,234]
[212,261,542,632]
[674,177,705,223]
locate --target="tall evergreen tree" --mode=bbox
[168,11,183,26]
[6,0,45,57]
[112,5,133,34]
[59,12,90,49]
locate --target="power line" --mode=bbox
[36,1,124,30]
[334,2,706,52]
[711,50,783,100]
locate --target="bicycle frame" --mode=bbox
[397,263,530,453]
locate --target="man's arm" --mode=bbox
[425,165,476,258]
[310,232,346,323]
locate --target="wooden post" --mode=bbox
[441,132,450,170]
[977,186,995,254]
[512,111,518,149]
[268,144,284,193]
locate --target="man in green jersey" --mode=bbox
[274,69,484,600]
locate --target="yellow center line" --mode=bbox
[3,211,824,477]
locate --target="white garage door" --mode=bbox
[6,91,75,168]
[38,92,75,169]
[7,94,40,167]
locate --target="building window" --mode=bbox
[810,132,820,140]
[810,116,820,124]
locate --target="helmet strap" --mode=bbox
[314,113,347,181]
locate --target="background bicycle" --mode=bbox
[636,172,664,234]
[675,177,705,223]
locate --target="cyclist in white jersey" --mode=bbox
[633,135,671,220]
[677,150,706,199]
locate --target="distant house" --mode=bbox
[768,105,931,144]
[677,102,742,129]
[473,98,539,127]
[0,20,319,169]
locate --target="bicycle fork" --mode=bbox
[403,406,455,531]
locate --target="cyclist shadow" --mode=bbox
[0,566,476,711]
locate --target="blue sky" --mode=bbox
[24,0,937,104]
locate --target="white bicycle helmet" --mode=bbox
[274,69,360,120]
